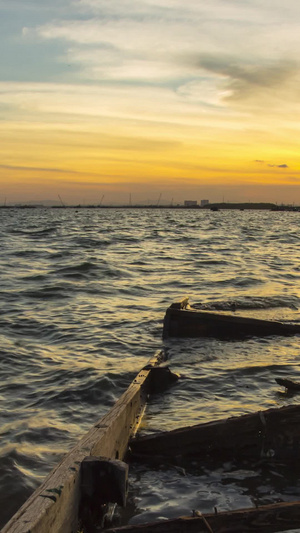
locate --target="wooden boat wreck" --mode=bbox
[2,350,175,533]
[163,297,300,339]
[4,299,300,533]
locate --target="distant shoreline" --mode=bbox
[0,202,299,211]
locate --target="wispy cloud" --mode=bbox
[190,55,298,97]
[254,160,289,169]
[2,0,300,202]
[0,81,240,128]
[19,0,300,117]
[268,163,289,168]
[0,164,78,173]
[254,159,289,169]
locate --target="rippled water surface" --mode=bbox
[1,207,300,528]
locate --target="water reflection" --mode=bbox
[1,208,300,527]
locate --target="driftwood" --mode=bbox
[163,298,300,339]
[276,377,300,392]
[5,296,300,533]
[130,404,300,462]
[2,351,166,533]
[106,501,300,533]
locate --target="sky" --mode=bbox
[1,0,300,205]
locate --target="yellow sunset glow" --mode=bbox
[1,0,300,204]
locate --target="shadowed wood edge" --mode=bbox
[106,500,300,533]
[163,298,300,339]
[3,350,165,533]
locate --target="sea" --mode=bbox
[1,207,300,530]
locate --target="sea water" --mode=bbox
[0,207,300,528]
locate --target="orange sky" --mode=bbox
[1,1,300,204]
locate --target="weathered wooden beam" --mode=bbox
[130,404,300,462]
[105,500,300,533]
[163,302,300,339]
[3,350,165,533]
[276,377,300,392]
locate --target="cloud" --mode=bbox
[27,1,300,85]
[0,81,239,129]
[187,54,299,102]
[0,164,77,173]
[268,163,289,168]
[254,161,289,169]
[8,0,296,135]
[19,0,300,121]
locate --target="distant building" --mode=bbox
[201,199,209,206]
[184,200,198,207]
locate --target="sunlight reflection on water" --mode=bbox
[1,207,300,527]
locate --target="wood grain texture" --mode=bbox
[130,404,300,462]
[106,501,300,533]
[3,350,164,533]
[163,304,300,339]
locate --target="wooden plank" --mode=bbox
[163,303,300,339]
[130,404,300,462]
[276,377,300,392]
[3,350,165,533]
[106,500,300,533]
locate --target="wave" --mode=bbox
[51,261,99,279]
[9,227,57,237]
[21,287,70,299]
[194,295,300,311]
[1,208,300,528]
